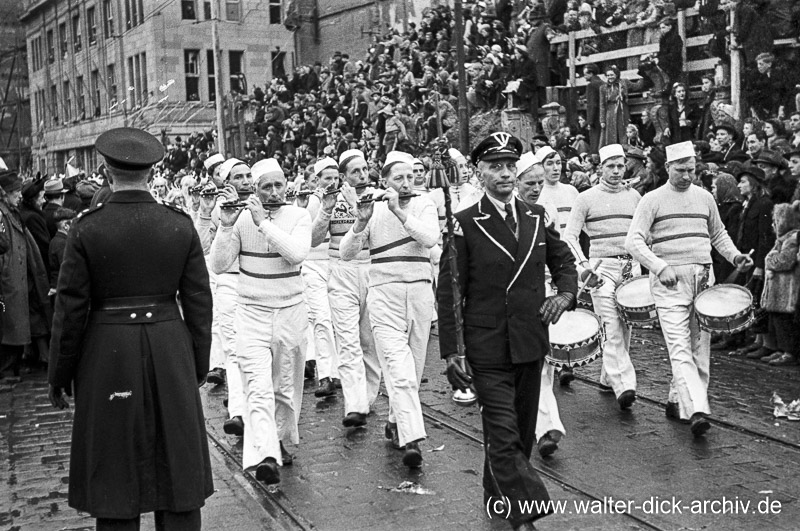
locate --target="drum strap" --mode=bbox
[619,256,634,282]
[697,265,711,294]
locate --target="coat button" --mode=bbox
[146,312,153,318]
[130,313,137,319]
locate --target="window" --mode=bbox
[207,50,216,101]
[103,0,114,38]
[50,85,59,124]
[59,22,67,55]
[271,50,285,79]
[225,0,240,21]
[107,63,117,107]
[125,0,139,29]
[128,53,147,107]
[30,36,42,71]
[140,53,148,104]
[269,0,281,24]
[91,69,101,116]
[128,56,135,104]
[46,30,54,63]
[182,0,196,20]
[87,7,97,45]
[204,1,211,20]
[72,14,82,52]
[229,50,244,94]
[63,80,71,122]
[184,49,200,101]
[77,76,86,119]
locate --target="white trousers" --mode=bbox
[208,267,223,370]
[328,259,381,415]
[302,260,339,380]
[215,273,245,418]
[368,281,432,446]
[236,301,307,469]
[650,264,713,419]
[537,282,565,441]
[590,257,640,397]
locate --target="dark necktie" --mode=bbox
[504,202,517,235]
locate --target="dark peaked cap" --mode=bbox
[96,127,165,171]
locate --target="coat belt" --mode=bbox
[90,295,180,324]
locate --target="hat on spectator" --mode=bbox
[713,123,737,138]
[665,141,696,163]
[0,170,21,193]
[76,180,100,200]
[533,145,558,164]
[204,153,225,171]
[22,177,44,200]
[313,157,338,176]
[736,163,766,184]
[599,144,626,164]
[753,150,787,169]
[383,151,415,172]
[44,177,65,196]
[53,207,77,223]
[471,132,523,165]
[626,146,646,161]
[516,152,538,177]
[96,127,165,171]
[252,158,284,182]
[339,149,366,172]
[448,148,467,163]
[218,158,247,180]
[783,149,800,160]
[584,63,599,75]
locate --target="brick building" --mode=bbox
[21,0,295,175]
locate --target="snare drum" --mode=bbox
[546,309,604,368]
[694,284,753,333]
[615,275,658,326]
[577,288,594,310]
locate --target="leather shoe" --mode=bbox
[223,415,244,436]
[255,457,280,484]
[333,378,342,389]
[558,367,574,386]
[617,390,636,410]
[690,413,711,437]
[761,351,784,363]
[769,352,798,366]
[314,377,336,397]
[537,431,559,458]
[402,441,423,468]
[384,422,402,450]
[280,442,293,466]
[206,367,225,386]
[665,401,680,420]
[342,412,367,427]
[304,360,316,380]
[746,347,774,359]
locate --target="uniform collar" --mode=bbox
[105,190,158,203]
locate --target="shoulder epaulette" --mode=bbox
[75,203,104,221]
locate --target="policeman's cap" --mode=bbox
[96,128,165,171]
[470,132,523,165]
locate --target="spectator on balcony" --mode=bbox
[697,74,717,141]
[728,0,774,68]
[583,64,604,154]
[744,52,793,121]
[525,6,552,109]
[599,66,631,147]
[714,123,748,163]
[664,82,700,145]
[656,16,683,87]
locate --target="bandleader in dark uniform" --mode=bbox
[437,133,578,531]
[48,128,214,531]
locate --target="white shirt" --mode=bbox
[485,192,519,239]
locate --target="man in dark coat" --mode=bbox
[656,17,683,85]
[583,63,603,154]
[48,127,214,530]
[438,133,578,531]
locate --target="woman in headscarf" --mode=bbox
[599,65,630,147]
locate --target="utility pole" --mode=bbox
[729,7,741,120]
[211,0,226,155]
[453,0,469,154]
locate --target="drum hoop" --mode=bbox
[614,275,655,310]
[549,309,603,349]
[697,304,754,321]
[695,284,753,316]
[614,301,656,312]
[546,348,602,368]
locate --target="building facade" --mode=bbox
[0,0,31,173]
[21,0,295,176]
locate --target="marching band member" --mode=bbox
[301,157,340,397]
[563,144,641,410]
[340,150,440,467]
[626,141,753,437]
[536,146,580,387]
[438,133,578,531]
[210,158,311,484]
[311,149,381,428]
[412,157,428,193]
[515,152,567,458]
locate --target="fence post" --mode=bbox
[729,8,742,120]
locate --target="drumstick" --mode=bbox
[576,259,603,301]
[723,249,753,284]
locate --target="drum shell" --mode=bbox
[694,284,754,334]
[614,275,658,327]
[546,308,605,368]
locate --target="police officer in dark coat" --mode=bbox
[48,127,214,531]
[437,133,578,531]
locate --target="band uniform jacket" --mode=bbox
[438,195,578,365]
[48,190,214,519]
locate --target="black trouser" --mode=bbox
[471,358,552,527]
[96,509,201,531]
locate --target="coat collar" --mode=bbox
[473,194,517,261]
[105,190,158,204]
[508,198,539,291]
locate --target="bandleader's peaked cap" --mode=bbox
[470,132,523,165]
[95,127,164,170]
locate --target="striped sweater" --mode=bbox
[303,194,330,262]
[563,184,641,264]
[311,194,370,263]
[625,183,740,276]
[539,182,579,232]
[340,195,440,287]
[196,204,239,273]
[210,206,311,307]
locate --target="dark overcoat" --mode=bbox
[48,190,213,519]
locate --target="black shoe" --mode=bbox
[223,398,229,408]
[402,441,423,468]
[690,413,711,437]
[617,390,636,410]
[665,401,680,419]
[255,457,280,484]
[223,415,244,436]
[384,422,402,450]
[558,367,574,387]
[280,442,293,466]
[314,377,336,398]
[304,360,317,380]
[537,431,559,458]
[207,367,225,386]
[342,412,367,427]
[332,377,342,389]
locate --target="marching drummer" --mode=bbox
[563,144,641,410]
[625,141,753,437]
